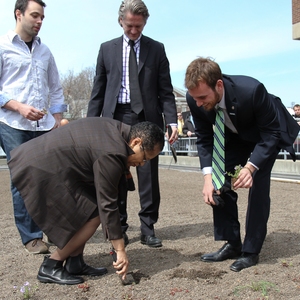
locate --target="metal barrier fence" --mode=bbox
[0,146,5,158]
[163,132,300,159]
[2,132,300,159]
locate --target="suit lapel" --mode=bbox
[114,36,123,75]
[139,36,149,74]
[223,77,238,129]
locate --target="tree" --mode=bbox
[60,67,95,120]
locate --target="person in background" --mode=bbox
[87,0,177,248]
[293,104,300,117]
[0,0,67,254]
[182,114,195,137]
[293,104,300,125]
[185,57,299,272]
[8,118,165,285]
[182,114,197,156]
[177,112,184,136]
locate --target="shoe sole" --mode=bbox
[24,248,50,255]
[37,275,83,285]
[72,270,108,277]
[141,241,162,248]
[200,254,241,262]
[229,257,259,272]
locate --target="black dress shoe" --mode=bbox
[37,256,84,285]
[65,254,107,276]
[141,235,162,248]
[201,242,242,262]
[123,232,129,247]
[230,253,259,272]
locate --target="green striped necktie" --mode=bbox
[212,108,225,190]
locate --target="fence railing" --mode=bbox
[2,132,300,160]
[163,133,300,159]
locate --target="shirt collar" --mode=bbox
[215,87,226,110]
[8,30,41,44]
[123,34,142,46]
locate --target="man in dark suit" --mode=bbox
[182,115,196,137]
[185,57,299,272]
[87,0,177,247]
[8,118,165,285]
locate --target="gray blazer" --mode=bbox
[87,35,177,128]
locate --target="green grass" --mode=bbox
[234,280,279,298]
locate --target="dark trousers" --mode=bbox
[114,104,160,236]
[212,130,279,254]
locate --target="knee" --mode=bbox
[89,216,101,229]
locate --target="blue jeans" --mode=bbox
[0,122,49,245]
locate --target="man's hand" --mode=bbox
[4,100,45,121]
[202,174,216,205]
[166,125,178,145]
[232,164,254,190]
[52,113,63,129]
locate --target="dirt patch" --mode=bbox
[1,167,300,299]
[170,266,227,281]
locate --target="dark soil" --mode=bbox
[0,166,300,299]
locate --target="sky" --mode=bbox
[1,0,299,108]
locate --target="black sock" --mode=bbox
[243,252,258,257]
[228,240,242,247]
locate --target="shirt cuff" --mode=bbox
[0,93,10,108]
[49,104,68,114]
[202,166,212,175]
[248,161,259,170]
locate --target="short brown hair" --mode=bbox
[185,57,223,91]
[14,0,46,20]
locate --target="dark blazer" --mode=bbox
[182,117,195,136]
[8,118,134,249]
[87,35,177,128]
[186,75,299,170]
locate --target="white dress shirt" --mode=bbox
[0,31,67,131]
[117,34,141,105]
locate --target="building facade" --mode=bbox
[292,0,300,40]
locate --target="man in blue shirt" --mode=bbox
[0,0,67,254]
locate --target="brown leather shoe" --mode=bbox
[44,235,55,246]
[25,239,49,254]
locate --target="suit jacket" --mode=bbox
[186,75,299,170]
[87,35,177,128]
[8,118,134,249]
[182,117,195,136]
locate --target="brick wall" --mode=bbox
[292,0,300,24]
[292,0,300,39]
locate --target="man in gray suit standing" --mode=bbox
[87,0,177,247]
